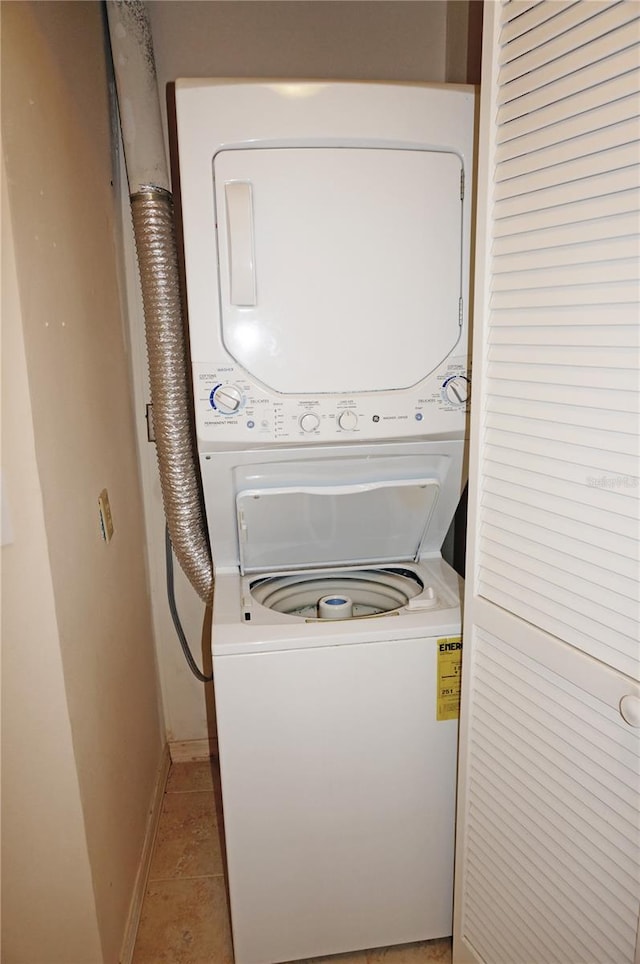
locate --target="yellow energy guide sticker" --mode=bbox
[437,636,462,721]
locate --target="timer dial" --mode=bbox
[442,375,470,406]
[299,412,320,433]
[212,384,244,415]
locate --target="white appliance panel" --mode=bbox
[200,442,464,571]
[193,354,470,450]
[175,81,475,449]
[214,148,463,395]
[215,634,458,964]
[236,477,439,573]
[211,558,462,655]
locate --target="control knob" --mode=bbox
[442,375,470,406]
[211,384,243,415]
[338,410,358,431]
[299,412,320,433]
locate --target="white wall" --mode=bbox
[127,0,480,748]
[1,2,164,959]
[1,158,104,964]
[150,0,449,87]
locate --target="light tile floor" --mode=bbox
[132,759,452,964]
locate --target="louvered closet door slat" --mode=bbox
[493,187,638,237]
[499,0,615,66]
[486,393,636,431]
[491,256,638,291]
[485,650,639,776]
[502,1,547,24]
[487,375,639,413]
[476,575,639,678]
[486,359,638,391]
[497,113,639,181]
[465,870,577,964]
[482,533,638,622]
[486,428,638,486]
[500,7,640,97]
[485,409,637,459]
[483,451,639,520]
[490,321,638,346]
[476,587,638,681]
[497,54,639,143]
[499,42,640,127]
[488,343,637,368]
[468,720,629,876]
[465,837,624,964]
[499,42,639,127]
[467,748,639,884]
[484,463,640,532]
[495,141,639,198]
[481,478,638,570]
[489,303,639,328]
[493,211,639,256]
[483,453,640,525]
[500,1,576,44]
[474,670,638,810]
[483,466,637,536]
[465,777,635,951]
[483,527,639,607]
[464,885,560,964]
[490,279,639,309]
[494,165,639,219]
[480,545,637,640]
[497,96,639,171]
[484,486,638,560]
[460,625,640,964]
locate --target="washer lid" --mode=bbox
[236,478,439,574]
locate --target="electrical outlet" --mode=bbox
[1,469,13,547]
[98,488,114,543]
[145,403,156,442]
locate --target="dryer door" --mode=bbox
[213,147,463,395]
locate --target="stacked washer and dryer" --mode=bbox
[175,81,474,964]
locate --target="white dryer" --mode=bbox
[175,81,474,964]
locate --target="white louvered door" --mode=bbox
[453,3,640,963]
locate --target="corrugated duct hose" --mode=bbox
[106,0,213,681]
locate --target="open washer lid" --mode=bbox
[236,477,439,574]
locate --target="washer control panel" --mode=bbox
[194,355,470,447]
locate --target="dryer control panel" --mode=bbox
[194,356,470,448]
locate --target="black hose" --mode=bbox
[165,525,213,683]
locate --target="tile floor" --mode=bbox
[132,759,453,964]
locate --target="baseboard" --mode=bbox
[169,737,218,762]
[119,743,171,964]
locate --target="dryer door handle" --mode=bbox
[225,181,257,306]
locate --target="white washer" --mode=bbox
[175,81,474,964]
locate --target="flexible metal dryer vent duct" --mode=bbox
[106,0,213,604]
